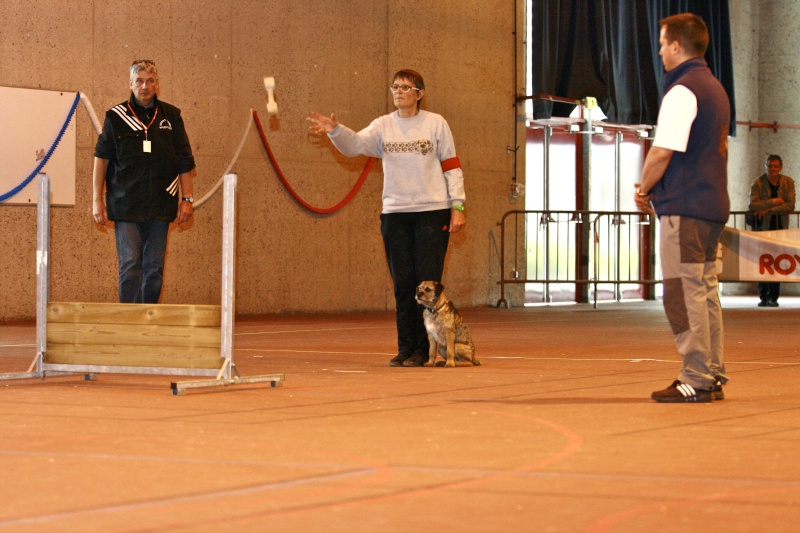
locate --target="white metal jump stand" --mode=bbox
[0,173,284,395]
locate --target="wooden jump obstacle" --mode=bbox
[1,174,283,395]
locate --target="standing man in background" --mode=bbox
[749,154,796,307]
[92,59,196,304]
[635,13,730,403]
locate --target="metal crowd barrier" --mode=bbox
[496,209,800,308]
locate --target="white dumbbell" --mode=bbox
[263,76,278,115]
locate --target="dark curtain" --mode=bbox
[530,0,736,134]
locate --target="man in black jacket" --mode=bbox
[749,154,796,307]
[92,59,196,303]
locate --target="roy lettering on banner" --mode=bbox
[760,253,800,276]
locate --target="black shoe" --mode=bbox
[389,354,410,367]
[768,300,779,307]
[758,300,769,307]
[651,380,714,403]
[402,353,428,367]
[711,377,725,401]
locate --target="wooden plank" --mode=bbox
[171,374,285,395]
[47,322,221,349]
[44,342,221,360]
[42,300,226,374]
[44,344,222,369]
[48,302,221,327]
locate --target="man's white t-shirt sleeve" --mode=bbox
[652,85,697,152]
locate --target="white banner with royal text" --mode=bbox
[719,227,800,282]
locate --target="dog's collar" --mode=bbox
[431,301,447,314]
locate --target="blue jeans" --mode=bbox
[380,210,451,357]
[114,221,170,303]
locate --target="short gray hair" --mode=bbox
[130,59,158,81]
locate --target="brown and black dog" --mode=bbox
[415,281,480,367]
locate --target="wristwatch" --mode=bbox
[452,204,465,212]
[181,196,194,203]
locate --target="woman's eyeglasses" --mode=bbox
[389,84,420,93]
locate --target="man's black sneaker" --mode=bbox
[651,380,714,403]
[711,378,725,401]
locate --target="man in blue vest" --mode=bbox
[635,13,730,402]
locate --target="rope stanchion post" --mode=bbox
[35,174,50,373]
[220,173,236,379]
[16,174,73,379]
[172,171,284,395]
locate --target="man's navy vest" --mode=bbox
[651,57,730,224]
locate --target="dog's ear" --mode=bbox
[435,282,444,296]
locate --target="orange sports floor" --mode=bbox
[1,297,799,532]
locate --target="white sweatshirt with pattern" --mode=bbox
[327,110,465,214]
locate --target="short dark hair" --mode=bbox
[660,13,709,57]
[766,154,783,167]
[393,69,425,109]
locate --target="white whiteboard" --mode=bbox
[0,86,77,206]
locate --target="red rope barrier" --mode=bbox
[252,110,375,215]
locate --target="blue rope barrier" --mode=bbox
[0,92,81,203]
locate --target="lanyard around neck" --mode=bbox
[127,102,158,140]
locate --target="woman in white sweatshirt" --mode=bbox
[308,69,466,367]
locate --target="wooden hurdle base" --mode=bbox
[1,302,284,395]
[170,374,285,396]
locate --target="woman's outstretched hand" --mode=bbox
[307,111,338,134]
